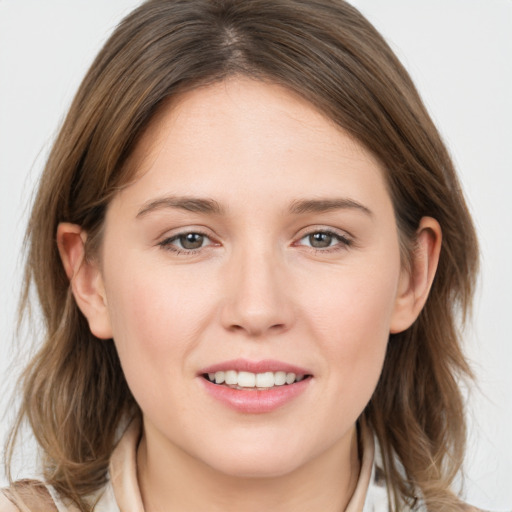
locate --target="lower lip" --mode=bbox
[200,377,311,414]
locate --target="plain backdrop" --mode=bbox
[0,1,511,510]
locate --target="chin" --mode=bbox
[207,455,304,479]
[197,438,310,479]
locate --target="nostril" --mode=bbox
[226,322,286,336]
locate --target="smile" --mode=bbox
[199,359,313,413]
[204,370,309,389]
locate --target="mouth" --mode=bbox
[199,360,312,413]
[202,370,312,390]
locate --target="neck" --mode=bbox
[137,422,361,512]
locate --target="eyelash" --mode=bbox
[158,230,214,255]
[295,230,352,253]
[157,229,352,255]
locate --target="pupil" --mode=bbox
[180,233,204,249]
[309,232,332,248]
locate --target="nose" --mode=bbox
[220,246,295,337]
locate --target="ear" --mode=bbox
[390,217,442,334]
[56,222,113,339]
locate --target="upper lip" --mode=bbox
[199,359,311,375]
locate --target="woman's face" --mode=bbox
[95,78,410,477]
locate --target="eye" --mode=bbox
[177,233,208,250]
[159,231,213,252]
[297,230,351,250]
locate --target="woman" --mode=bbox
[1,0,484,510]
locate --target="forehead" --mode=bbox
[116,77,389,212]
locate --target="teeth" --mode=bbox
[238,371,256,387]
[209,370,306,388]
[274,371,286,385]
[255,372,274,388]
[285,372,296,385]
[225,370,237,385]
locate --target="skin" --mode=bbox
[58,78,441,512]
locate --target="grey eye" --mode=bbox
[159,231,215,253]
[178,233,206,249]
[297,230,351,251]
[308,232,334,248]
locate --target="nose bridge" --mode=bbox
[221,239,293,336]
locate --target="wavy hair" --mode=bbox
[6,1,478,510]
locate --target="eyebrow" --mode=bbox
[136,195,224,218]
[136,195,373,219]
[288,198,373,217]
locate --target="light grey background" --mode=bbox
[0,1,511,510]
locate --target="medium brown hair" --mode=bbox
[6,1,479,510]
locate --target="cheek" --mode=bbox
[103,259,215,372]
[101,261,216,421]
[302,256,401,393]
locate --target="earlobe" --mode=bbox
[57,223,113,339]
[390,217,442,334]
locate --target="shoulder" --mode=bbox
[461,507,499,512]
[0,492,18,512]
[0,480,58,512]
